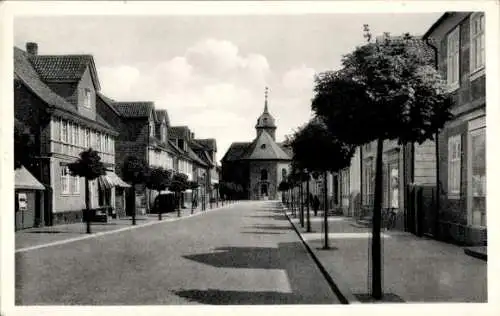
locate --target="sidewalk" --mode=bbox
[284,208,487,303]
[16,201,240,251]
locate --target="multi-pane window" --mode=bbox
[470,13,485,73]
[85,128,90,148]
[446,26,460,89]
[96,133,101,151]
[84,88,92,108]
[72,123,78,145]
[149,121,155,137]
[61,120,68,143]
[61,166,71,194]
[72,174,80,194]
[448,134,462,196]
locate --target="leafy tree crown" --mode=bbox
[68,148,106,180]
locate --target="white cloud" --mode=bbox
[97,39,315,160]
[282,65,316,94]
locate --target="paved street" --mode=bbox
[16,201,340,305]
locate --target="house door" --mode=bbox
[260,183,268,197]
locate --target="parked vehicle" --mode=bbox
[151,193,176,214]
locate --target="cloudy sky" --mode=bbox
[14,13,442,163]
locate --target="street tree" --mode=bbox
[146,167,173,220]
[291,117,355,249]
[14,119,36,170]
[312,31,453,299]
[169,172,189,217]
[122,156,149,225]
[68,148,106,234]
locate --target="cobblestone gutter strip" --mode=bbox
[464,247,487,261]
[283,208,361,305]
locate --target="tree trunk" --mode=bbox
[371,137,384,300]
[323,171,329,249]
[148,188,152,214]
[191,189,194,214]
[131,185,136,225]
[300,184,304,227]
[158,190,162,221]
[306,176,311,233]
[85,178,91,234]
[177,192,181,217]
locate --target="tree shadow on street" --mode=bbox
[182,243,339,304]
[174,289,299,305]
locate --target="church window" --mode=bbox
[282,168,287,179]
[261,169,268,181]
[260,144,266,149]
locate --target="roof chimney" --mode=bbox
[26,42,38,55]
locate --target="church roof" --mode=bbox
[241,130,291,161]
[222,142,251,162]
[255,86,276,129]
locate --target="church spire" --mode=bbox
[264,86,269,113]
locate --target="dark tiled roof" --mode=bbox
[29,54,101,90]
[195,138,217,152]
[241,131,291,161]
[14,47,116,134]
[30,55,91,81]
[96,92,122,116]
[222,142,251,162]
[113,101,155,118]
[169,126,191,139]
[155,109,170,126]
[187,146,209,167]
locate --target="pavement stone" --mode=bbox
[284,207,487,303]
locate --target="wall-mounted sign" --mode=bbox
[18,193,27,211]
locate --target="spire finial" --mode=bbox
[264,86,269,113]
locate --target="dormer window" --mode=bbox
[83,88,92,108]
[178,139,185,151]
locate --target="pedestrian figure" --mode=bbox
[313,195,320,216]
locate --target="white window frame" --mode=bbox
[467,117,486,227]
[85,128,90,148]
[470,13,485,77]
[446,26,460,91]
[73,174,80,194]
[61,166,71,195]
[83,88,92,108]
[149,121,155,137]
[61,119,68,143]
[447,134,462,198]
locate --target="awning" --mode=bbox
[15,166,45,190]
[99,171,131,189]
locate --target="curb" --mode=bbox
[464,247,487,261]
[16,201,242,253]
[283,207,361,305]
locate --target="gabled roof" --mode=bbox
[155,109,170,125]
[14,47,116,134]
[29,54,101,90]
[169,126,191,139]
[96,92,122,117]
[422,13,450,39]
[113,101,155,119]
[15,166,45,190]
[241,131,291,161]
[222,142,251,162]
[187,146,209,167]
[195,138,217,152]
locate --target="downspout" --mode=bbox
[425,37,440,236]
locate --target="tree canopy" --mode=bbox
[278,180,290,192]
[146,167,173,193]
[291,117,356,174]
[122,156,149,185]
[169,172,189,193]
[14,120,36,170]
[68,148,106,180]
[312,35,453,146]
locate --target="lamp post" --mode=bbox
[305,168,311,233]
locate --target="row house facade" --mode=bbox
[14,42,220,228]
[14,42,126,227]
[333,12,486,246]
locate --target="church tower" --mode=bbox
[255,86,277,140]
